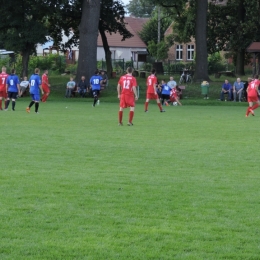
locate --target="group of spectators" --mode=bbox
[65,70,108,98]
[220,78,249,102]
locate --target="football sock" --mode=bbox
[29,101,35,108]
[35,102,39,112]
[252,104,259,110]
[5,100,10,109]
[0,99,2,109]
[12,101,15,110]
[246,107,252,116]
[93,96,98,106]
[129,111,134,123]
[157,102,163,111]
[145,102,148,111]
[119,111,123,123]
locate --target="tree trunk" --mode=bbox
[21,48,30,77]
[76,0,101,83]
[236,49,245,76]
[194,0,210,82]
[235,0,245,76]
[99,26,113,79]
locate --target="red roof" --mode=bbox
[247,42,260,52]
[97,17,149,48]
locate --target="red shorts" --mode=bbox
[170,94,178,102]
[120,94,135,108]
[0,91,7,98]
[42,85,50,93]
[146,93,158,100]
[248,95,259,102]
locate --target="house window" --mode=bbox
[176,45,183,60]
[187,45,194,60]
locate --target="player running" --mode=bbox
[144,69,165,112]
[117,67,138,126]
[90,70,103,107]
[245,75,260,117]
[26,68,44,114]
[0,66,9,110]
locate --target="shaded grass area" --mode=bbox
[1,101,260,259]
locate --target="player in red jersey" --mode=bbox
[0,66,9,110]
[117,67,138,126]
[41,70,50,102]
[245,75,260,117]
[144,69,165,112]
[170,87,182,106]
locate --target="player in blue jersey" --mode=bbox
[5,69,20,111]
[26,68,43,114]
[90,69,103,107]
[160,79,172,106]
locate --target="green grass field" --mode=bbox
[1,96,260,259]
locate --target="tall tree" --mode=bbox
[194,0,210,81]
[76,0,101,82]
[99,0,133,78]
[0,0,50,76]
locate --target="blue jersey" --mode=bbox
[161,84,171,95]
[90,75,103,90]
[7,74,20,92]
[29,74,41,95]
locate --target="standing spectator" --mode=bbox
[26,68,43,114]
[245,75,260,117]
[233,78,244,102]
[77,76,88,97]
[100,70,108,88]
[117,67,138,126]
[167,76,177,89]
[90,69,103,107]
[5,69,20,111]
[41,70,50,102]
[160,79,172,106]
[19,76,30,97]
[220,79,232,101]
[0,66,9,110]
[65,77,76,98]
[144,69,165,112]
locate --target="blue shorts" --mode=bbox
[31,94,40,101]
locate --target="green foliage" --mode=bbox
[139,7,172,45]
[13,54,66,76]
[147,40,169,60]
[207,52,225,73]
[126,0,154,17]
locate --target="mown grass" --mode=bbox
[1,98,260,259]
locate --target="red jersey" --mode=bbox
[42,73,49,88]
[0,72,9,91]
[146,74,158,94]
[118,74,137,95]
[248,79,260,97]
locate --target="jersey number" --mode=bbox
[2,78,5,84]
[31,80,35,86]
[93,79,100,84]
[123,80,131,89]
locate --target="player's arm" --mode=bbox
[17,83,20,95]
[133,86,138,100]
[117,83,121,99]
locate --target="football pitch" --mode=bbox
[1,100,260,259]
